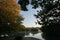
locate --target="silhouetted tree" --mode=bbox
[18,0,29,11]
[18,0,60,40]
[31,28,38,35]
[35,0,60,40]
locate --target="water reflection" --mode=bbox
[25,32,44,40]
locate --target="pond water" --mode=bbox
[25,32,44,40]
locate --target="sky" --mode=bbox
[20,4,41,27]
[16,0,42,27]
[20,4,42,27]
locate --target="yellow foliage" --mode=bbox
[0,0,25,33]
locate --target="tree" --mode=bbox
[18,0,29,11]
[35,0,60,40]
[18,0,60,40]
[31,28,39,35]
[0,0,25,36]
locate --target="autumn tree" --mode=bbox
[0,0,25,36]
[18,0,60,40]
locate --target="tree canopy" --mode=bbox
[18,0,60,40]
[0,0,25,35]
